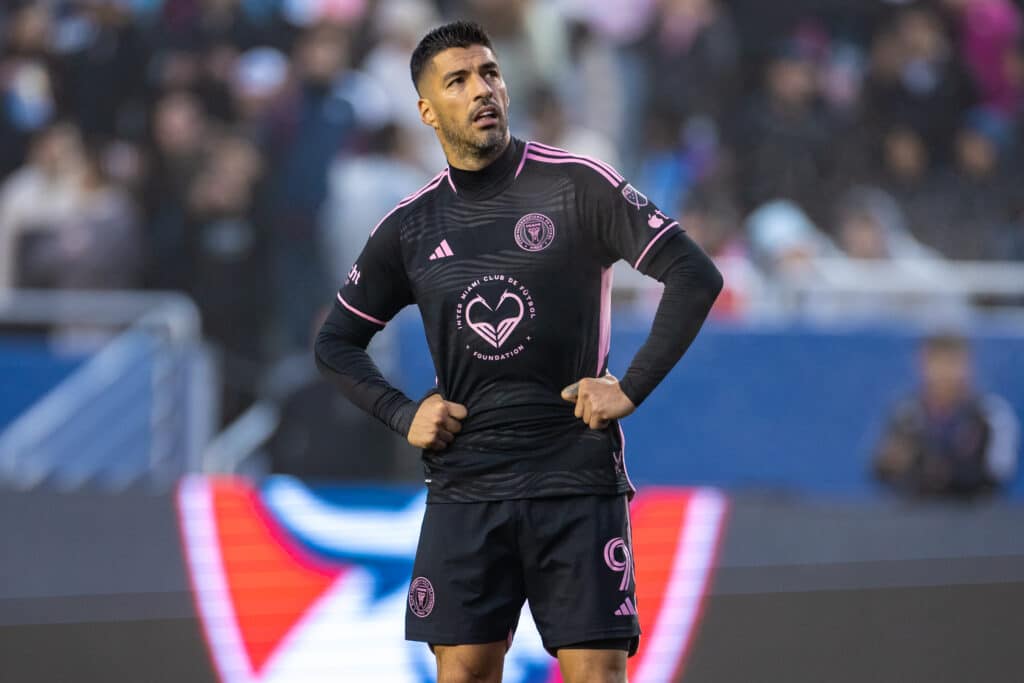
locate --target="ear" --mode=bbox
[418,97,438,130]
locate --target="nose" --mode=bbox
[469,72,494,101]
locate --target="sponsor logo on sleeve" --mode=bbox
[622,184,649,209]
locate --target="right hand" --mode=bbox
[407,394,468,450]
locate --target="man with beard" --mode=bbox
[315,21,722,683]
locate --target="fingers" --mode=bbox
[441,415,462,434]
[561,382,579,402]
[445,401,468,420]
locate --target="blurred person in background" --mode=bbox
[876,125,942,244]
[230,45,290,134]
[874,333,1019,498]
[746,199,838,281]
[265,308,416,482]
[833,185,940,261]
[321,114,427,292]
[263,21,359,350]
[184,132,270,420]
[0,122,87,290]
[361,0,446,170]
[526,83,619,167]
[142,89,209,291]
[0,3,59,178]
[733,38,835,223]
[461,0,570,127]
[863,5,977,167]
[15,139,142,291]
[924,107,1018,259]
[640,0,740,125]
[53,0,148,139]
[680,189,763,318]
[940,0,1023,116]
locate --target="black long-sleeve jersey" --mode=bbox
[316,138,722,502]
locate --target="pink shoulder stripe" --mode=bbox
[527,142,624,182]
[524,152,620,187]
[337,293,387,327]
[634,221,679,269]
[514,141,531,178]
[369,170,447,236]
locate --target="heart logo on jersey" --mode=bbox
[465,290,524,348]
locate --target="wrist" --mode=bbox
[618,375,643,408]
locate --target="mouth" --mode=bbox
[471,105,500,128]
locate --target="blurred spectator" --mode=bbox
[733,40,835,221]
[230,45,290,134]
[0,122,86,289]
[263,21,358,350]
[462,0,570,127]
[142,90,209,291]
[321,119,426,287]
[0,4,59,177]
[864,6,977,166]
[921,107,1018,259]
[264,309,416,482]
[641,0,740,123]
[833,185,940,261]
[361,0,445,170]
[746,200,838,280]
[52,0,148,138]
[527,84,619,166]
[941,0,1023,115]
[16,141,142,291]
[185,132,271,421]
[876,125,941,242]
[873,333,1020,498]
[681,189,763,318]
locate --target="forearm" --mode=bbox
[314,303,418,436]
[619,234,723,406]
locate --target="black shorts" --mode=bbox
[405,495,640,657]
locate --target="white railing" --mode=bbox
[0,290,216,491]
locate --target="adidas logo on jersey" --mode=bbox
[428,239,454,260]
[614,596,638,616]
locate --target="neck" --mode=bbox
[445,136,523,201]
[443,132,512,171]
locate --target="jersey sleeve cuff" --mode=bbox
[618,375,645,408]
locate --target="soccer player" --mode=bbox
[315,21,722,683]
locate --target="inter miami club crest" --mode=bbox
[514,213,555,252]
[409,577,435,618]
[621,184,649,209]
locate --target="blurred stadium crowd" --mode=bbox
[1,0,1022,431]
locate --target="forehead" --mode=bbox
[429,45,499,77]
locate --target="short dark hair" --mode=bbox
[923,332,969,355]
[410,21,494,93]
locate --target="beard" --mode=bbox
[437,109,509,162]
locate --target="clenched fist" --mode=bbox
[560,372,635,430]
[408,394,468,450]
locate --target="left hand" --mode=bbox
[560,372,636,430]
